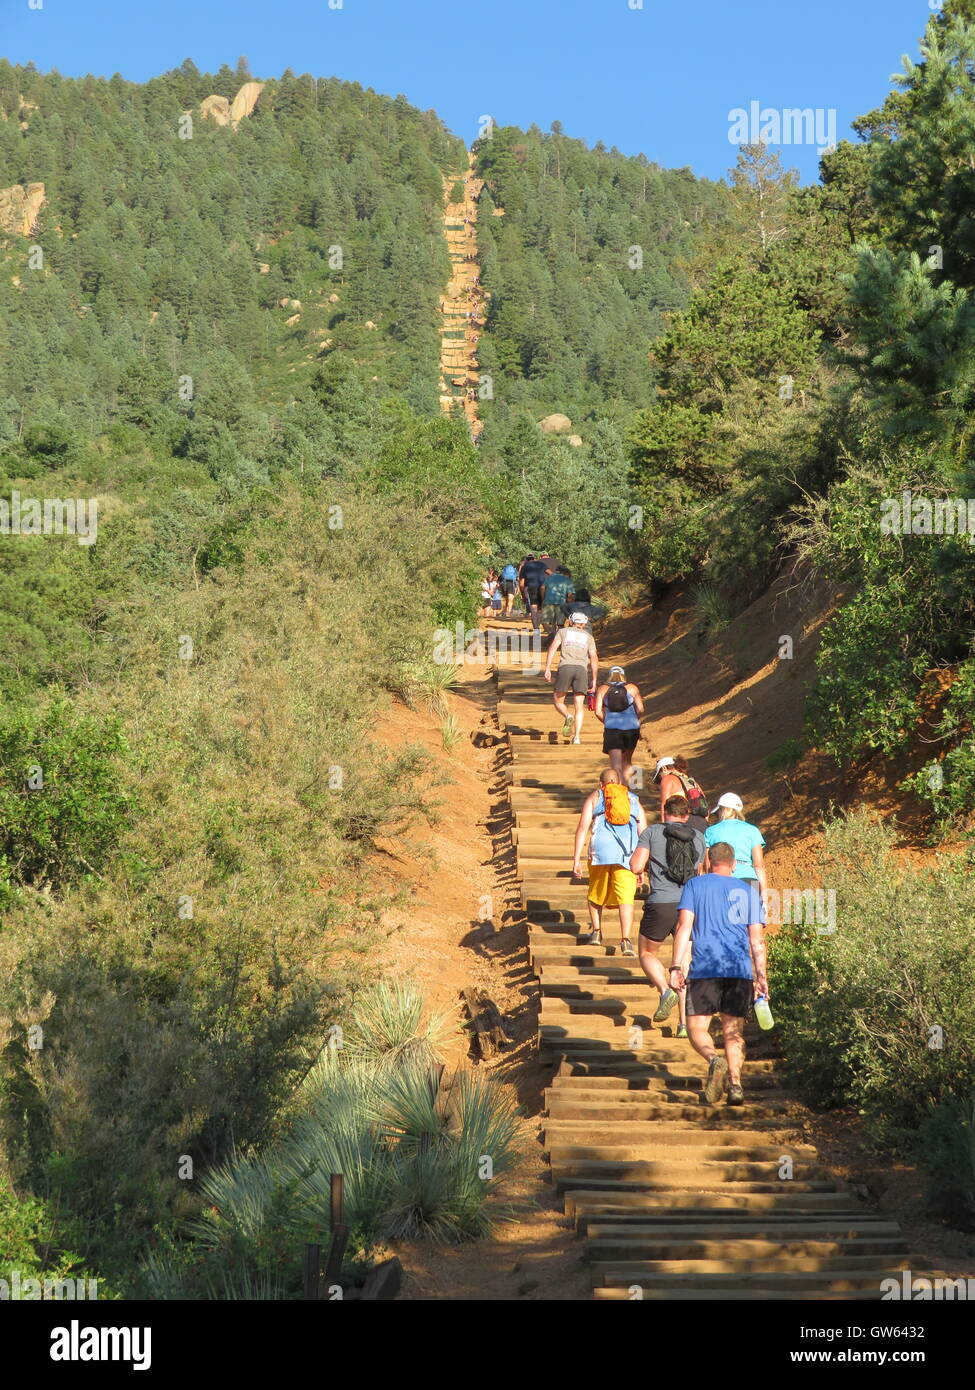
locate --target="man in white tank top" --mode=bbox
[543,612,598,743]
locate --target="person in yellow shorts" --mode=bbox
[571,768,647,954]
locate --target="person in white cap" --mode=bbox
[594,665,644,787]
[543,613,598,743]
[704,792,768,909]
[653,755,709,830]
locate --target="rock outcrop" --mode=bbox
[198,82,264,129]
[0,182,45,237]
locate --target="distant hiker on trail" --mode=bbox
[567,586,607,628]
[572,769,647,955]
[595,665,644,787]
[479,568,498,617]
[704,792,768,910]
[539,565,574,634]
[499,560,520,618]
[629,794,705,1039]
[544,612,598,744]
[668,840,768,1106]
[654,756,709,831]
[519,552,549,631]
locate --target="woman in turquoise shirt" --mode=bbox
[703,792,768,909]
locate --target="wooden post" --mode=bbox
[303,1244,321,1302]
[323,1172,348,1291]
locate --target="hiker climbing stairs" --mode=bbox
[439,151,485,439]
[490,627,937,1300]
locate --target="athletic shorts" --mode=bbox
[555,662,589,695]
[686,977,753,1019]
[526,586,542,606]
[587,865,637,908]
[603,727,639,755]
[501,579,517,596]
[639,899,679,942]
[541,604,566,628]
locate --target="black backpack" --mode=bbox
[605,681,630,713]
[662,822,699,886]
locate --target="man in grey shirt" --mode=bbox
[629,794,705,1036]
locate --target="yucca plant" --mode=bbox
[690,582,733,639]
[342,978,452,1071]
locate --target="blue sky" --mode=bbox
[1,0,939,182]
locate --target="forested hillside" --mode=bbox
[471,124,726,585]
[0,55,462,440]
[0,60,490,1294]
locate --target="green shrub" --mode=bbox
[137,983,521,1298]
[917,1094,975,1232]
[765,739,805,775]
[902,659,975,831]
[768,811,975,1144]
[0,699,131,899]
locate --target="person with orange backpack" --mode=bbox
[653,755,709,830]
[571,768,647,954]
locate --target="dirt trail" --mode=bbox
[439,152,485,438]
[391,593,973,1297]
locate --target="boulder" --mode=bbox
[568,434,583,447]
[285,313,300,326]
[328,292,340,304]
[539,413,572,434]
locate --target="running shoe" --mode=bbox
[653,988,679,1024]
[577,929,602,946]
[676,1024,688,1040]
[571,736,581,744]
[727,1083,745,1107]
[703,1056,729,1104]
[561,716,573,738]
[620,938,635,956]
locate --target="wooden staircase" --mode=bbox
[439,152,485,439]
[492,632,927,1300]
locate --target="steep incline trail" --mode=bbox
[489,616,938,1301]
[439,153,485,439]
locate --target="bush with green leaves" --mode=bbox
[0,1178,111,1296]
[0,699,131,900]
[769,811,975,1148]
[902,658,975,831]
[916,1093,975,1232]
[138,982,521,1299]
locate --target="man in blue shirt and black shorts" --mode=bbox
[668,840,768,1106]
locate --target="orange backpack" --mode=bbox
[602,783,632,826]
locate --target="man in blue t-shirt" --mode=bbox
[669,840,768,1107]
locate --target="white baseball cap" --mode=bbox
[653,757,675,779]
[714,792,744,813]
[569,611,588,625]
[609,665,625,678]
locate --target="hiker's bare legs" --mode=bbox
[572,694,585,740]
[586,901,602,937]
[639,936,669,998]
[618,900,634,946]
[687,1015,719,1065]
[720,1014,746,1087]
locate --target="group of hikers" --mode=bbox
[569,755,768,1106]
[479,554,603,634]
[521,586,768,1107]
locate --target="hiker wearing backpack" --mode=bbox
[572,769,647,954]
[498,560,519,618]
[654,756,709,831]
[543,613,598,744]
[668,840,768,1106]
[595,665,644,788]
[629,794,705,1037]
[539,565,574,635]
[704,792,768,910]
